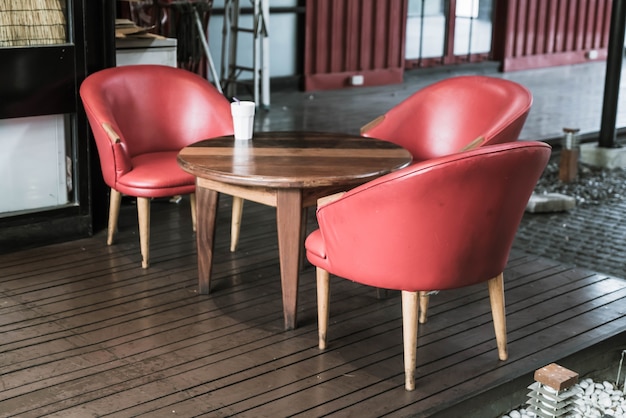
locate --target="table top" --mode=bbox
[177,131,413,188]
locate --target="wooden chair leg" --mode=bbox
[418,291,429,324]
[316,267,330,350]
[230,196,244,252]
[137,197,151,269]
[488,273,508,361]
[402,290,419,391]
[190,193,197,232]
[107,188,122,246]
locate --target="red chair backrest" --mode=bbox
[362,75,533,161]
[308,141,550,292]
[80,65,233,188]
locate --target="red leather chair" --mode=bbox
[305,141,551,391]
[80,65,242,268]
[361,75,533,161]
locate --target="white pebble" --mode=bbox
[589,407,602,417]
[502,377,626,418]
[575,397,587,404]
[601,396,613,408]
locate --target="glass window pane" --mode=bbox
[406,0,446,59]
[212,0,297,9]
[0,114,72,215]
[454,0,492,56]
[0,0,68,48]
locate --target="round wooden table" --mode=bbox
[177,131,412,330]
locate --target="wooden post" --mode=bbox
[559,128,580,182]
[559,148,579,182]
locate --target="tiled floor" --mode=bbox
[256,59,626,142]
[505,60,626,142]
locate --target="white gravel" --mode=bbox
[502,377,626,418]
[533,158,626,207]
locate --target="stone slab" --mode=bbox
[580,142,626,169]
[526,192,576,213]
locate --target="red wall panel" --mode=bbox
[304,0,407,91]
[497,0,612,71]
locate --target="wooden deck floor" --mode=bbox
[2,197,626,417]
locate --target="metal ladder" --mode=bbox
[161,1,223,93]
[220,0,270,108]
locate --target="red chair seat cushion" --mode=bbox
[116,151,196,198]
[304,229,326,265]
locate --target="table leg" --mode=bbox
[299,206,309,270]
[276,188,303,330]
[196,186,219,294]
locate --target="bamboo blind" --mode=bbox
[0,0,67,47]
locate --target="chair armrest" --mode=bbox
[360,115,385,135]
[102,122,121,144]
[317,191,346,208]
[101,122,132,176]
[458,136,485,152]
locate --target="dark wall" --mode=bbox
[0,0,116,253]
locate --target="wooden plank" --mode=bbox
[2,197,626,417]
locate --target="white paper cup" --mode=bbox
[231,101,255,140]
